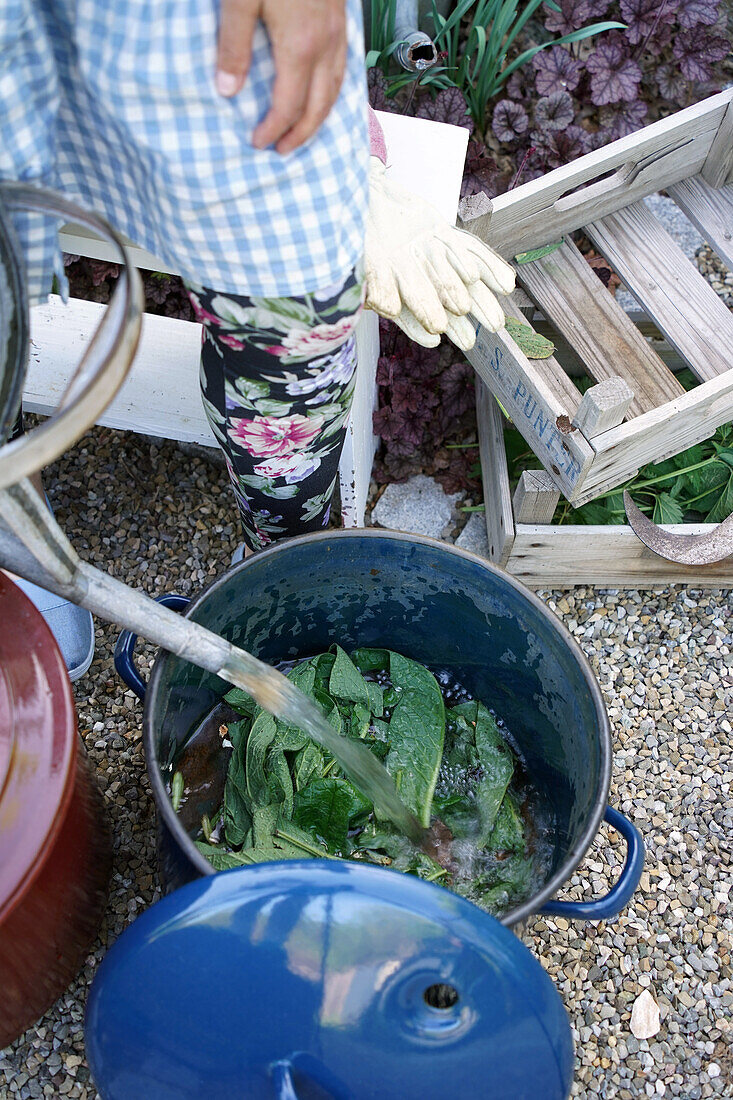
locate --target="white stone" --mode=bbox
[370,475,463,540]
[455,511,490,557]
[630,989,661,1040]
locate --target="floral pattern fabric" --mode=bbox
[186,265,364,551]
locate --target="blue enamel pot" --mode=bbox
[116,530,642,927]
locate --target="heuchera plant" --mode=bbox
[373,319,481,492]
[496,0,730,172]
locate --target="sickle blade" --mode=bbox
[623,491,733,565]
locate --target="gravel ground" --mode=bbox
[1,425,731,1099]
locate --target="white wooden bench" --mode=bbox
[23,113,468,526]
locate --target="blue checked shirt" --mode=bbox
[0,0,369,301]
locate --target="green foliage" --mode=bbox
[186,647,534,915]
[425,0,623,127]
[366,0,622,128]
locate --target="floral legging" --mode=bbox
[185,264,364,551]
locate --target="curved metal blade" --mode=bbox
[623,491,733,565]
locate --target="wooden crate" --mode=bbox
[460,89,733,508]
[477,386,733,588]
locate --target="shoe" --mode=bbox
[12,574,95,682]
[232,543,246,566]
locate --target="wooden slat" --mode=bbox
[465,321,595,502]
[476,381,514,565]
[586,202,733,382]
[574,371,733,505]
[502,294,582,413]
[507,524,733,588]
[482,90,732,256]
[668,177,733,271]
[700,97,733,187]
[516,239,683,416]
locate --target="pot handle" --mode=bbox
[539,805,644,922]
[113,594,190,701]
[272,1061,300,1099]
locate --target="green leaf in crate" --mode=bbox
[504,317,555,359]
[652,492,684,526]
[514,240,563,264]
[678,459,733,522]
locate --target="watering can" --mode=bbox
[0,187,643,1098]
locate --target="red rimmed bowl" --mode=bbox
[0,573,111,1046]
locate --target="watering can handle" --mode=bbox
[114,594,191,700]
[0,184,144,489]
[540,806,644,922]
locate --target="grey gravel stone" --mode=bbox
[371,474,463,539]
[454,511,490,556]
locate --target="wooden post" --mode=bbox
[476,380,514,565]
[572,378,634,438]
[701,98,733,187]
[457,192,493,248]
[512,470,560,524]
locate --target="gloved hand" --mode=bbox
[364,156,516,352]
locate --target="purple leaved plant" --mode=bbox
[586,38,643,104]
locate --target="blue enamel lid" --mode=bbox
[85,861,573,1099]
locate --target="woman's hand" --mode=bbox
[216,0,347,155]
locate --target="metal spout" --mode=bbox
[394,29,438,71]
[393,0,437,71]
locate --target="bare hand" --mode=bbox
[216,0,347,155]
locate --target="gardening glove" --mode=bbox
[364,109,515,352]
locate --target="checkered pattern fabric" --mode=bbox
[0,0,369,301]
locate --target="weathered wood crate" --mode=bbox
[477,385,733,587]
[461,88,733,514]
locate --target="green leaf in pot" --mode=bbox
[266,745,294,817]
[351,647,390,674]
[329,645,371,707]
[432,791,477,836]
[223,718,253,847]
[222,687,258,717]
[195,842,259,870]
[292,743,323,791]
[449,701,515,843]
[487,791,526,855]
[292,778,358,853]
[245,712,278,808]
[385,653,445,828]
[365,680,384,717]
